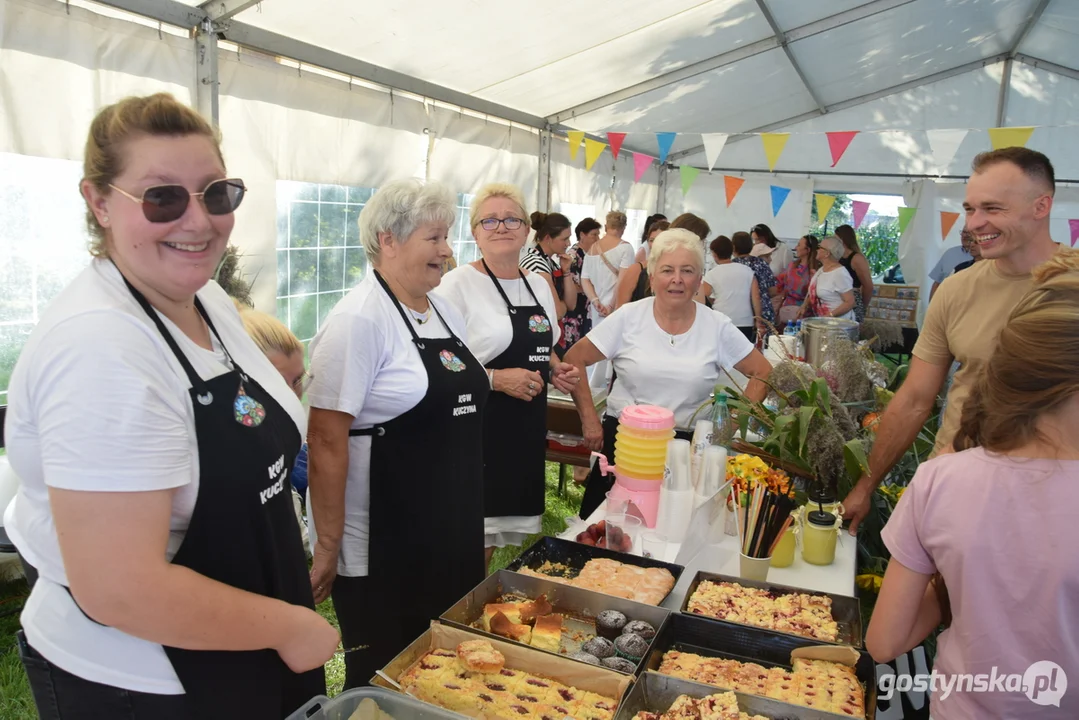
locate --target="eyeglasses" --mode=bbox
[478,217,525,232]
[109,178,246,224]
[292,370,313,395]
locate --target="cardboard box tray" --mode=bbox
[680,571,863,648]
[641,612,877,719]
[506,537,685,605]
[286,686,467,720]
[615,671,870,720]
[371,622,634,718]
[441,569,671,675]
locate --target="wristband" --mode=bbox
[487,369,495,389]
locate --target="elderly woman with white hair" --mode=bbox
[799,235,857,321]
[565,229,774,518]
[435,184,580,569]
[306,178,489,689]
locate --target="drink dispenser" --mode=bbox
[592,405,675,528]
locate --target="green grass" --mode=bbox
[0,463,583,708]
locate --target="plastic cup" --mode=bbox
[770,528,796,568]
[739,552,771,582]
[604,513,642,554]
[605,491,630,516]
[641,530,669,561]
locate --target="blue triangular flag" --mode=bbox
[656,133,677,164]
[770,185,791,217]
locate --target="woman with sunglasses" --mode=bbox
[435,184,580,571]
[4,94,336,719]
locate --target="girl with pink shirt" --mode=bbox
[868,250,1079,719]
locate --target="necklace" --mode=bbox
[409,305,432,324]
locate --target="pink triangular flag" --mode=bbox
[632,152,653,183]
[1070,219,1079,247]
[607,132,626,160]
[827,131,859,167]
[852,200,870,229]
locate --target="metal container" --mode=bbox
[680,570,863,648]
[800,317,860,367]
[615,671,871,720]
[642,612,877,719]
[505,536,685,606]
[286,686,467,720]
[440,569,671,675]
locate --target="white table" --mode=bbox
[561,500,857,610]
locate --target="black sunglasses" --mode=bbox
[109,178,246,224]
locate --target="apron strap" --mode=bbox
[348,426,384,437]
[480,259,543,313]
[371,268,459,351]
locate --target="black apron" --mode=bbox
[480,260,552,519]
[345,270,488,665]
[121,275,322,719]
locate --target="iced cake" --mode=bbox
[520,559,675,605]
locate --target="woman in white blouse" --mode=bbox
[565,229,773,518]
[435,184,579,569]
[581,211,635,323]
[800,235,857,321]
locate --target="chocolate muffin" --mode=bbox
[601,656,637,673]
[581,637,615,659]
[569,651,600,666]
[621,620,656,641]
[614,632,649,661]
[595,610,627,639]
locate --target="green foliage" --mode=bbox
[809,193,900,276]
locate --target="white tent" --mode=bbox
[3,0,1078,328]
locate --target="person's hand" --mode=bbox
[494,368,545,401]
[309,538,339,604]
[842,481,874,536]
[275,605,341,673]
[581,415,604,452]
[559,254,573,273]
[551,362,581,394]
[596,303,612,318]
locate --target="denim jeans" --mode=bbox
[17,631,190,719]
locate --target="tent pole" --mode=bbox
[537,130,552,213]
[194,17,219,126]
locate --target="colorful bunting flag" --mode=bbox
[897,207,917,235]
[988,127,1034,150]
[826,131,858,167]
[927,129,968,172]
[852,200,870,229]
[656,133,677,164]
[724,175,745,207]
[1070,219,1079,247]
[584,138,607,170]
[940,211,960,240]
[567,131,584,160]
[815,193,837,221]
[607,132,626,160]
[702,133,729,171]
[770,185,791,217]
[632,152,653,183]
[681,166,700,195]
[760,133,790,171]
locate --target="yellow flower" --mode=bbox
[856,573,883,593]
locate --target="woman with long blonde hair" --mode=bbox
[867,250,1079,719]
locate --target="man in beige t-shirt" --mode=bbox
[843,147,1061,534]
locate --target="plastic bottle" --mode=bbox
[710,391,733,450]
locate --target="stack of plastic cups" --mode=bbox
[609,405,676,528]
[656,439,693,543]
[695,445,728,508]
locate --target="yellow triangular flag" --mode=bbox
[815,193,837,221]
[987,127,1034,150]
[760,132,790,171]
[584,138,607,170]
[567,131,585,160]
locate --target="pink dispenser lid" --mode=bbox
[619,405,675,430]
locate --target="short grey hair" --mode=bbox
[820,235,845,262]
[647,228,705,277]
[359,178,456,263]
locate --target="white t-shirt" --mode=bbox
[768,242,795,276]
[586,298,755,430]
[581,241,634,308]
[703,263,756,327]
[5,259,306,694]
[306,271,469,577]
[432,264,560,364]
[810,266,856,320]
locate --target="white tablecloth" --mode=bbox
[560,500,857,610]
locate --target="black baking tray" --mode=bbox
[615,671,872,720]
[440,569,671,675]
[642,612,876,719]
[680,571,863,648]
[505,536,685,605]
